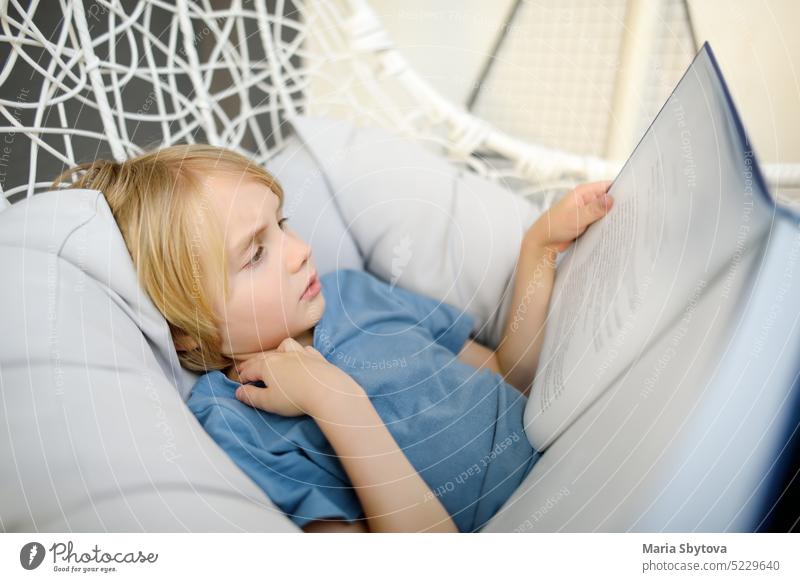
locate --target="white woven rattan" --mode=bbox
[0,0,797,211]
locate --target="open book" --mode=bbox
[525,43,795,451]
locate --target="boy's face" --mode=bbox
[202,172,325,361]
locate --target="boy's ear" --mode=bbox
[173,332,199,352]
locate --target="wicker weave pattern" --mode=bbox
[0,0,796,209]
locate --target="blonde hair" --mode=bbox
[52,145,284,373]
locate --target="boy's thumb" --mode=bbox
[596,193,613,214]
[277,337,303,353]
[578,194,612,225]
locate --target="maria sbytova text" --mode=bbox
[643,543,727,556]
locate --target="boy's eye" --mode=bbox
[247,245,264,267]
[244,217,290,269]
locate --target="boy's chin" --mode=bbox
[305,294,326,322]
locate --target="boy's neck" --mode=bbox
[293,326,315,348]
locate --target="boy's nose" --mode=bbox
[287,231,312,273]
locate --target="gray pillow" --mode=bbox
[0,188,299,531]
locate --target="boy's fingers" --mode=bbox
[572,181,612,207]
[277,337,303,352]
[568,194,611,232]
[575,198,600,227]
[238,355,270,383]
[574,186,596,208]
[305,345,323,358]
[236,364,253,383]
[587,180,613,195]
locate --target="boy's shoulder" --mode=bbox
[187,371,271,437]
[321,267,370,282]
[187,370,237,412]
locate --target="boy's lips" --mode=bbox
[300,270,320,300]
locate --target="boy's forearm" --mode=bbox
[308,379,458,533]
[495,242,558,395]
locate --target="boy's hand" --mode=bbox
[234,337,356,417]
[524,181,614,253]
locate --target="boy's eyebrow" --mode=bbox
[232,225,268,259]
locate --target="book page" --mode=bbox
[524,44,777,451]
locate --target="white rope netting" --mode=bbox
[0,0,796,211]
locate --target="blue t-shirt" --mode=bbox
[188,269,540,531]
